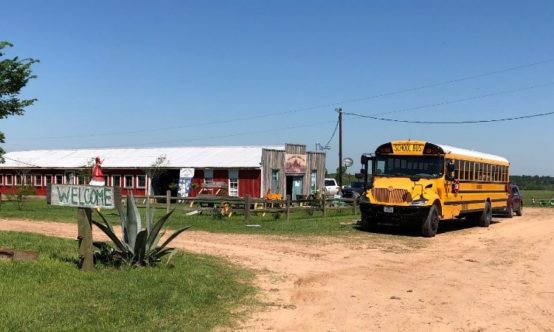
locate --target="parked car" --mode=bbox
[342,181,365,199]
[506,184,523,217]
[324,178,341,197]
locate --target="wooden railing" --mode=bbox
[125,191,359,221]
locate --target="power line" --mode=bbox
[316,81,554,151]
[329,57,554,106]
[343,110,554,124]
[2,156,40,167]
[78,120,337,149]
[322,119,339,149]
[9,57,554,141]
[371,81,554,116]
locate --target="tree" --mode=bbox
[0,41,39,162]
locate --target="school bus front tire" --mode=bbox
[421,204,440,237]
[359,214,377,231]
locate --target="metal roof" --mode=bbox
[1,146,285,169]
[437,144,509,163]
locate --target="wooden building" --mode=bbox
[0,144,326,199]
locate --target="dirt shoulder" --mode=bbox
[1,208,553,331]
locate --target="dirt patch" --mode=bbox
[2,208,554,331]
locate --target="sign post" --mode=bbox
[77,207,94,271]
[47,184,121,271]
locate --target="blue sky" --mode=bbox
[2,1,553,175]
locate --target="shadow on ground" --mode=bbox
[354,217,506,237]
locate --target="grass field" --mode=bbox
[0,232,256,331]
[2,190,552,236]
[0,199,361,236]
[521,190,554,207]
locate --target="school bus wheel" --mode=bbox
[359,214,377,231]
[421,204,440,237]
[478,201,492,227]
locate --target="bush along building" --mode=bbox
[0,144,326,199]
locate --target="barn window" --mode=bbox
[112,175,121,187]
[124,175,134,188]
[0,174,3,185]
[15,175,23,185]
[204,169,213,184]
[104,175,110,186]
[45,175,52,185]
[228,169,238,197]
[5,174,13,186]
[136,175,146,189]
[55,174,64,184]
[33,175,42,187]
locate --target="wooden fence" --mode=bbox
[126,191,359,222]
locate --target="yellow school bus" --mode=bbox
[358,140,510,237]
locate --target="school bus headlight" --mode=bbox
[410,196,428,206]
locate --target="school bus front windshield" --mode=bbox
[375,155,443,179]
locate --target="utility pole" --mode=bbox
[337,107,343,188]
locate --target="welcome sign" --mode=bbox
[47,184,120,209]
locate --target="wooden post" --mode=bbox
[285,197,290,222]
[322,197,327,218]
[77,208,94,272]
[166,190,171,213]
[244,196,251,223]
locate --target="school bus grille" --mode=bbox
[372,188,412,204]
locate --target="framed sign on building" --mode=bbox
[285,154,307,174]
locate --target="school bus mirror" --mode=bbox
[360,154,374,164]
[446,172,457,181]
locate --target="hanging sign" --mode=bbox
[178,168,195,197]
[47,184,120,209]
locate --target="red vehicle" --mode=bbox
[506,184,523,217]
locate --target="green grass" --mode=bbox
[521,190,554,207]
[1,199,78,222]
[0,232,256,332]
[1,199,363,235]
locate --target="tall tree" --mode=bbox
[0,41,39,162]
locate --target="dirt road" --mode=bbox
[2,208,554,331]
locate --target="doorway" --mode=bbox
[286,176,304,200]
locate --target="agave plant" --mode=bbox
[91,193,191,266]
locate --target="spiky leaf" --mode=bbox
[125,193,142,250]
[133,229,148,265]
[145,198,154,234]
[146,208,175,251]
[95,209,116,235]
[150,247,174,260]
[156,225,192,252]
[90,217,130,253]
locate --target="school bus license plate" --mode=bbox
[384,206,394,213]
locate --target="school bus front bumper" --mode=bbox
[359,202,430,223]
